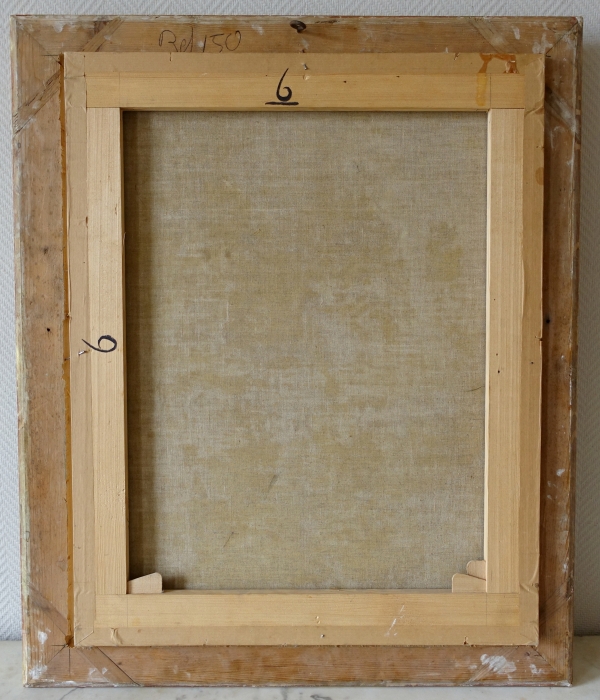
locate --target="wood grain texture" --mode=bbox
[89,592,523,646]
[65,52,95,646]
[13,14,581,686]
[12,28,60,134]
[452,574,487,592]
[86,108,128,597]
[59,15,577,55]
[99,644,566,686]
[519,52,545,647]
[87,624,529,648]
[12,19,72,685]
[82,51,532,75]
[86,72,523,110]
[485,108,524,595]
[538,23,582,681]
[81,53,525,110]
[127,573,162,594]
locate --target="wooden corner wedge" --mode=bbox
[127,573,163,594]
[451,573,487,593]
[466,560,487,580]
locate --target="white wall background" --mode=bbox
[1,0,597,640]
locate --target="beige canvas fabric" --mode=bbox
[124,111,487,590]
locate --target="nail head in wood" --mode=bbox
[290,20,307,33]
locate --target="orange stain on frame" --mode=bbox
[476,73,488,107]
[477,53,519,106]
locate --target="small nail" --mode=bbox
[290,20,307,33]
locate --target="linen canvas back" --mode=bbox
[124,111,487,590]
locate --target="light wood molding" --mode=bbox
[484,107,525,596]
[518,52,545,641]
[86,107,128,596]
[90,591,526,646]
[80,52,526,111]
[86,73,524,110]
[81,51,530,76]
[65,52,95,645]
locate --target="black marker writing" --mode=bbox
[158,28,193,53]
[265,68,299,106]
[82,335,118,353]
[158,28,242,52]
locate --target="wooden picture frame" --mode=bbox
[13,15,581,686]
[66,50,543,649]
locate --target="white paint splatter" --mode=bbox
[480,654,516,675]
[29,663,48,680]
[513,27,521,40]
[557,469,565,476]
[252,24,264,35]
[532,34,553,55]
[53,21,66,33]
[384,617,397,637]
[530,663,544,675]
[37,630,48,645]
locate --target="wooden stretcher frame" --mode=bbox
[13,15,581,686]
[65,50,543,649]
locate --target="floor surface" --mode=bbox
[1,637,599,698]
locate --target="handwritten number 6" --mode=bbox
[265,68,299,106]
[82,335,118,353]
[275,68,293,102]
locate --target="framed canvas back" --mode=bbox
[12,15,581,686]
